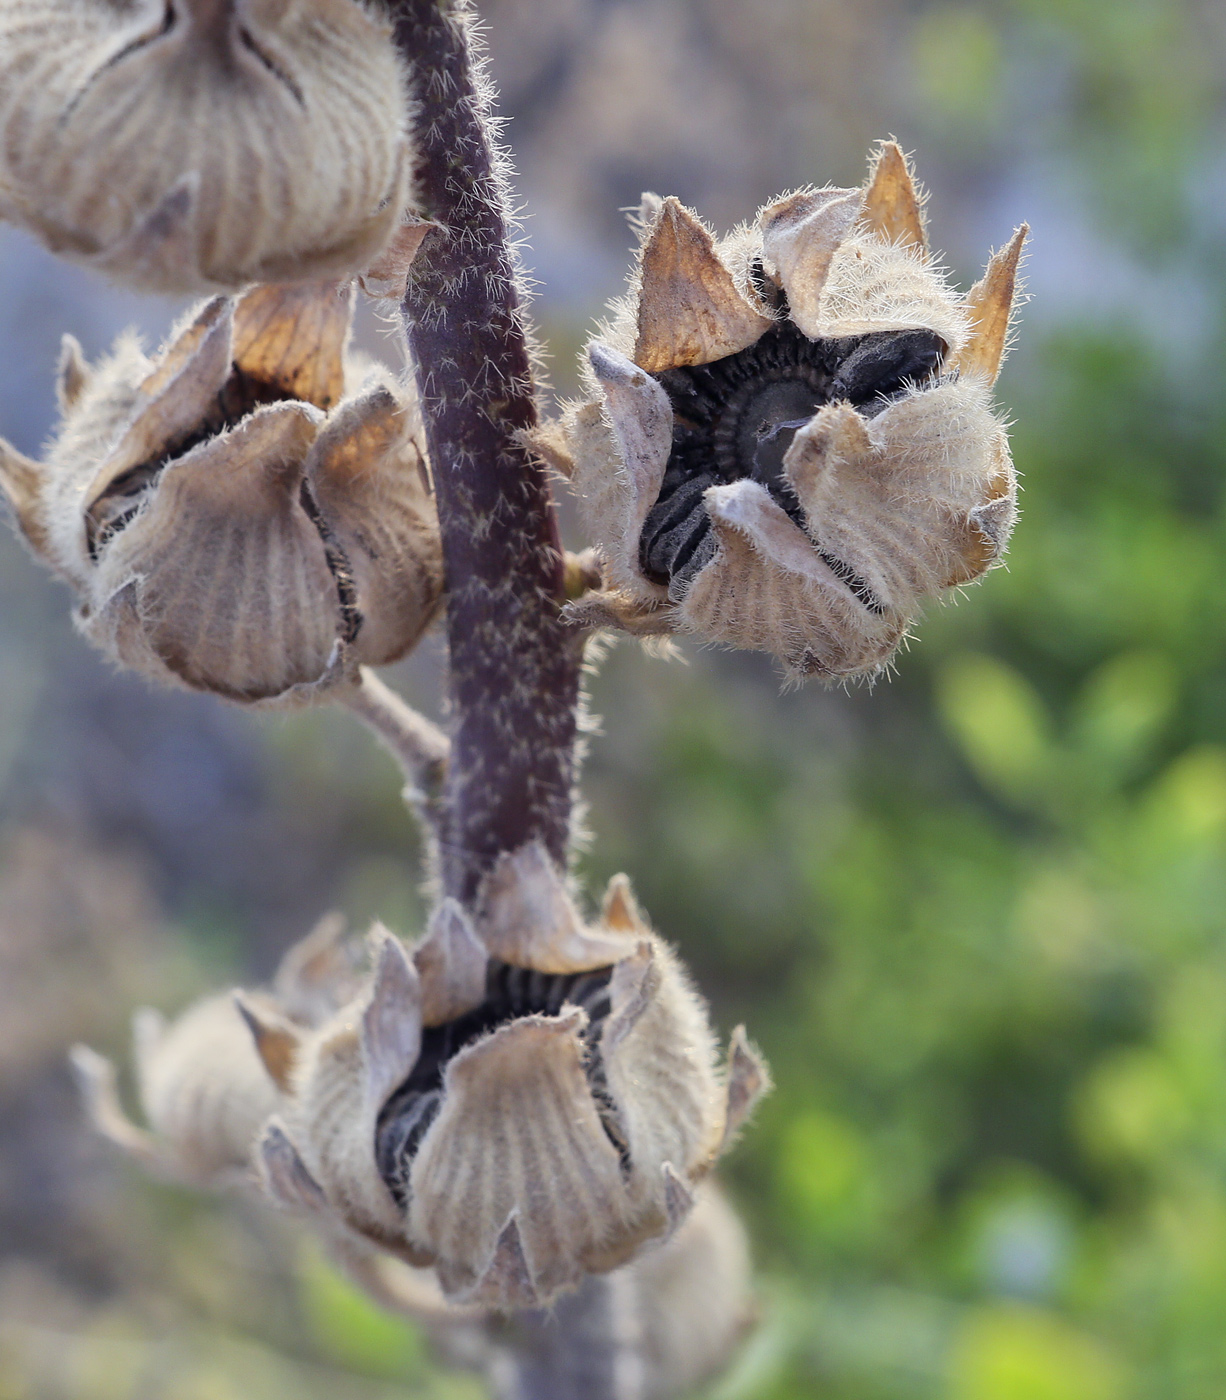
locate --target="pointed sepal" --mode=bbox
[258,1118,329,1214]
[634,198,772,373]
[603,940,660,1059]
[361,924,423,1110]
[56,333,91,412]
[462,1212,541,1310]
[719,1026,772,1152]
[601,872,648,934]
[0,437,48,552]
[862,141,927,252]
[234,992,302,1093]
[478,841,635,973]
[415,898,488,1027]
[661,1161,697,1240]
[956,225,1028,384]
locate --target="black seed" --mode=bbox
[639,320,945,608]
[374,960,622,1207]
[830,329,946,413]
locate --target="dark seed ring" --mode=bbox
[375,959,621,1205]
[638,319,944,603]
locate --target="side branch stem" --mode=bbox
[337,668,449,827]
[390,0,582,906]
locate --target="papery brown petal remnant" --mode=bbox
[0,280,443,704]
[0,0,414,292]
[565,142,1027,682]
[634,198,772,374]
[955,225,1029,384]
[862,141,928,252]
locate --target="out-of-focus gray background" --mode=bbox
[3,1,1226,1396]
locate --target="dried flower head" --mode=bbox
[0,0,412,292]
[632,1180,755,1400]
[244,846,769,1309]
[561,143,1026,680]
[68,912,358,1184]
[0,280,443,703]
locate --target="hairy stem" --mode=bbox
[390,0,582,907]
[491,1275,645,1400]
[383,7,622,1394]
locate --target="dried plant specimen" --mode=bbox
[562,143,1026,681]
[0,0,412,291]
[235,846,768,1309]
[73,849,769,1311]
[70,913,358,1184]
[0,280,443,703]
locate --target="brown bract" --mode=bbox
[0,0,413,292]
[563,141,1027,681]
[0,281,443,704]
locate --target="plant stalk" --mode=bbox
[390,0,582,908]
[385,4,628,1396]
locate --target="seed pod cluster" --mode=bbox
[0,0,413,292]
[561,143,1026,681]
[238,845,769,1309]
[0,280,444,703]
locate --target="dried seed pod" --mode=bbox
[254,851,770,1309]
[632,1181,755,1400]
[0,280,443,703]
[71,993,281,1184]
[0,0,413,292]
[564,142,1026,681]
[69,914,362,1183]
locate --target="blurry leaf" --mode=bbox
[774,1108,880,1250]
[936,654,1054,805]
[297,1242,425,1380]
[1011,865,1104,970]
[912,5,1004,129]
[1069,649,1176,780]
[1072,1046,1189,1168]
[1138,745,1226,848]
[948,1303,1126,1400]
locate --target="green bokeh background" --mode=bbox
[3,0,1226,1396]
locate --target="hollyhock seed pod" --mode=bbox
[69,913,357,1184]
[0,280,443,703]
[245,847,770,1309]
[562,142,1026,681]
[0,0,412,292]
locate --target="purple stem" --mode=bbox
[389,0,582,907]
